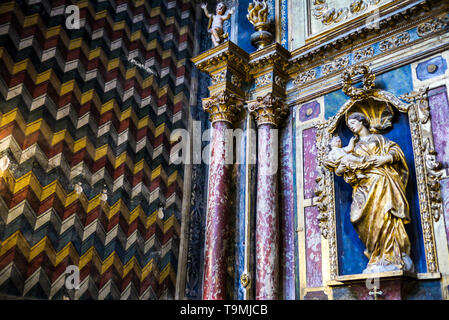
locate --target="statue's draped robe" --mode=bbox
[346,134,411,270]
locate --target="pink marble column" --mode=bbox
[202,121,232,300]
[255,123,280,299]
[249,93,287,300]
[202,91,243,300]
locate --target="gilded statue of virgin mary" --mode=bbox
[326,102,415,274]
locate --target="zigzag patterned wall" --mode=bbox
[0,0,197,299]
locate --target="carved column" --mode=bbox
[249,93,287,299]
[192,42,250,300]
[201,91,244,300]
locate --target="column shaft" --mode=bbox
[202,121,232,300]
[255,123,279,299]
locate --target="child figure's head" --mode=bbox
[330,136,342,148]
[216,2,227,15]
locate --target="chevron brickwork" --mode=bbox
[0,0,197,300]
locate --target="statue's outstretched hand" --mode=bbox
[201,3,207,9]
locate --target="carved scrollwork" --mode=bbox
[353,46,374,63]
[293,69,317,86]
[312,0,381,26]
[322,56,350,76]
[400,87,430,124]
[211,70,227,85]
[423,139,444,222]
[341,64,375,99]
[400,88,444,224]
[416,15,449,37]
[379,32,411,52]
[231,74,242,87]
[255,73,272,88]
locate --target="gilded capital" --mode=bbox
[203,91,245,124]
[248,93,288,127]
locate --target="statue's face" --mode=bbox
[348,118,364,134]
[216,3,226,14]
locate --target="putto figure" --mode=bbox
[324,135,370,180]
[201,2,234,47]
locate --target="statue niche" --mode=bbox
[323,99,414,274]
[315,64,443,279]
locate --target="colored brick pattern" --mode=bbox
[0,0,197,300]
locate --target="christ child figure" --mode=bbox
[201,2,235,47]
[325,136,370,180]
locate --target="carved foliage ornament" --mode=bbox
[294,69,317,86]
[312,0,381,26]
[314,65,442,277]
[248,93,288,127]
[203,91,245,124]
[416,15,449,37]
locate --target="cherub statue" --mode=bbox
[324,136,372,181]
[201,2,235,47]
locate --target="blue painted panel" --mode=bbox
[237,0,257,53]
[416,56,448,81]
[324,89,348,119]
[335,112,427,275]
[325,65,413,119]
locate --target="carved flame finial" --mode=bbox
[247,0,273,50]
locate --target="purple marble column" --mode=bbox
[249,93,287,300]
[255,123,279,300]
[202,91,243,300]
[202,121,231,300]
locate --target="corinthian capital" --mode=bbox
[248,93,288,127]
[203,91,245,124]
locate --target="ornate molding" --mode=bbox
[322,56,350,76]
[248,93,288,127]
[353,46,374,63]
[192,42,251,82]
[379,32,411,52]
[416,15,449,37]
[203,91,245,124]
[293,69,317,86]
[291,2,449,70]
